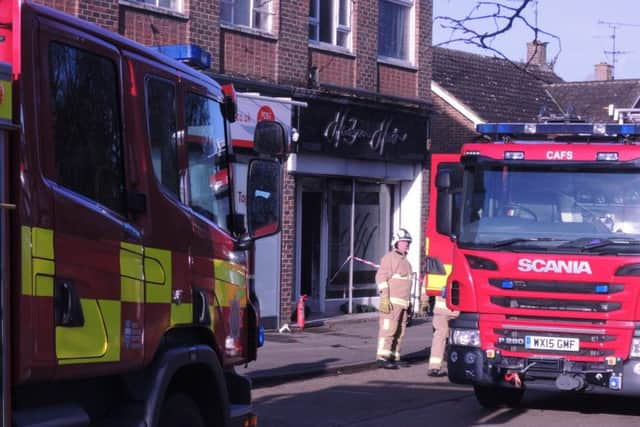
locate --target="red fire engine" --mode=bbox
[432,120,640,407]
[0,1,285,425]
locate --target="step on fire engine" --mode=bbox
[0,1,286,426]
[429,116,640,408]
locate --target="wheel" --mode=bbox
[500,204,538,221]
[158,393,206,427]
[473,385,524,409]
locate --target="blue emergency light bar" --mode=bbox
[152,44,211,70]
[477,122,640,137]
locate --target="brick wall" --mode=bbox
[221,30,278,81]
[430,94,476,154]
[310,50,355,88]
[378,64,417,98]
[417,0,433,99]
[121,7,187,46]
[279,172,296,325]
[35,0,79,16]
[354,0,377,91]
[78,0,118,33]
[188,0,220,71]
[277,0,308,86]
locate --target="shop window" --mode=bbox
[309,0,352,49]
[221,0,273,32]
[378,0,414,63]
[147,78,179,197]
[327,180,392,299]
[185,92,232,231]
[48,42,125,214]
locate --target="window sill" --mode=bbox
[220,23,278,41]
[377,56,417,71]
[119,1,188,20]
[308,42,355,58]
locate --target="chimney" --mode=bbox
[594,62,613,81]
[527,40,548,66]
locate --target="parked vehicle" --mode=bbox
[433,120,640,407]
[0,1,285,425]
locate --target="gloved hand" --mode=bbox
[379,294,393,314]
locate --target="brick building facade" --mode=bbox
[34,0,434,328]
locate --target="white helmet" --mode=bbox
[392,228,412,247]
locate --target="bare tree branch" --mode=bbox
[434,0,562,73]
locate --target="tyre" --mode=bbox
[473,385,524,409]
[158,393,206,427]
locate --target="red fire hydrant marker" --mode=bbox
[297,295,308,329]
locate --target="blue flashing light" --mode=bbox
[258,325,265,347]
[501,280,514,289]
[476,122,640,137]
[152,44,211,70]
[595,284,609,294]
[441,287,446,298]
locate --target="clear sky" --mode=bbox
[433,0,640,82]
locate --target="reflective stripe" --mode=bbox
[391,274,411,280]
[383,318,390,330]
[429,356,442,365]
[377,281,389,290]
[21,226,32,295]
[377,349,392,358]
[57,299,121,364]
[426,264,452,293]
[145,247,172,303]
[378,338,385,352]
[171,302,193,327]
[390,297,409,308]
[120,243,144,303]
[214,259,247,286]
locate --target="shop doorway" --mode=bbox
[299,185,325,314]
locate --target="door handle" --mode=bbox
[54,279,85,327]
[0,203,15,210]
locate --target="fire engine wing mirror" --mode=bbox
[254,120,286,157]
[425,256,446,275]
[436,170,451,190]
[247,159,281,239]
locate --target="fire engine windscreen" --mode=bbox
[458,164,640,251]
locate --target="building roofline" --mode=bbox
[431,81,484,125]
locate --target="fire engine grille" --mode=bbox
[490,296,621,313]
[488,279,623,294]
[493,328,616,357]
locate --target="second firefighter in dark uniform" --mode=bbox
[375,228,414,369]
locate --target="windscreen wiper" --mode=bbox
[577,238,640,251]
[492,237,562,248]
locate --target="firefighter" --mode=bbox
[375,228,414,369]
[428,295,459,377]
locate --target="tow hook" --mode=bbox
[504,371,522,388]
[555,374,585,391]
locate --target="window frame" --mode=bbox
[308,0,352,50]
[221,0,274,33]
[139,0,184,13]
[377,0,415,65]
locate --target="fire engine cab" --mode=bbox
[0,1,285,425]
[432,119,640,407]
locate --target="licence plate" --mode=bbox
[525,335,580,352]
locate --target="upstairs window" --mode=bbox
[378,0,414,62]
[309,0,352,49]
[221,0,273,32]
[137,0,183,13]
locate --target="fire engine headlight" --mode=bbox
[630,338,640,358]
[450,329,481,347]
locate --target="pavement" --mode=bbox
[237,312,434,388]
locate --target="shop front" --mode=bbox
[289,94,429,317]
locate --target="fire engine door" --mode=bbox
[33,25,133,366]
[0,127,9,426]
